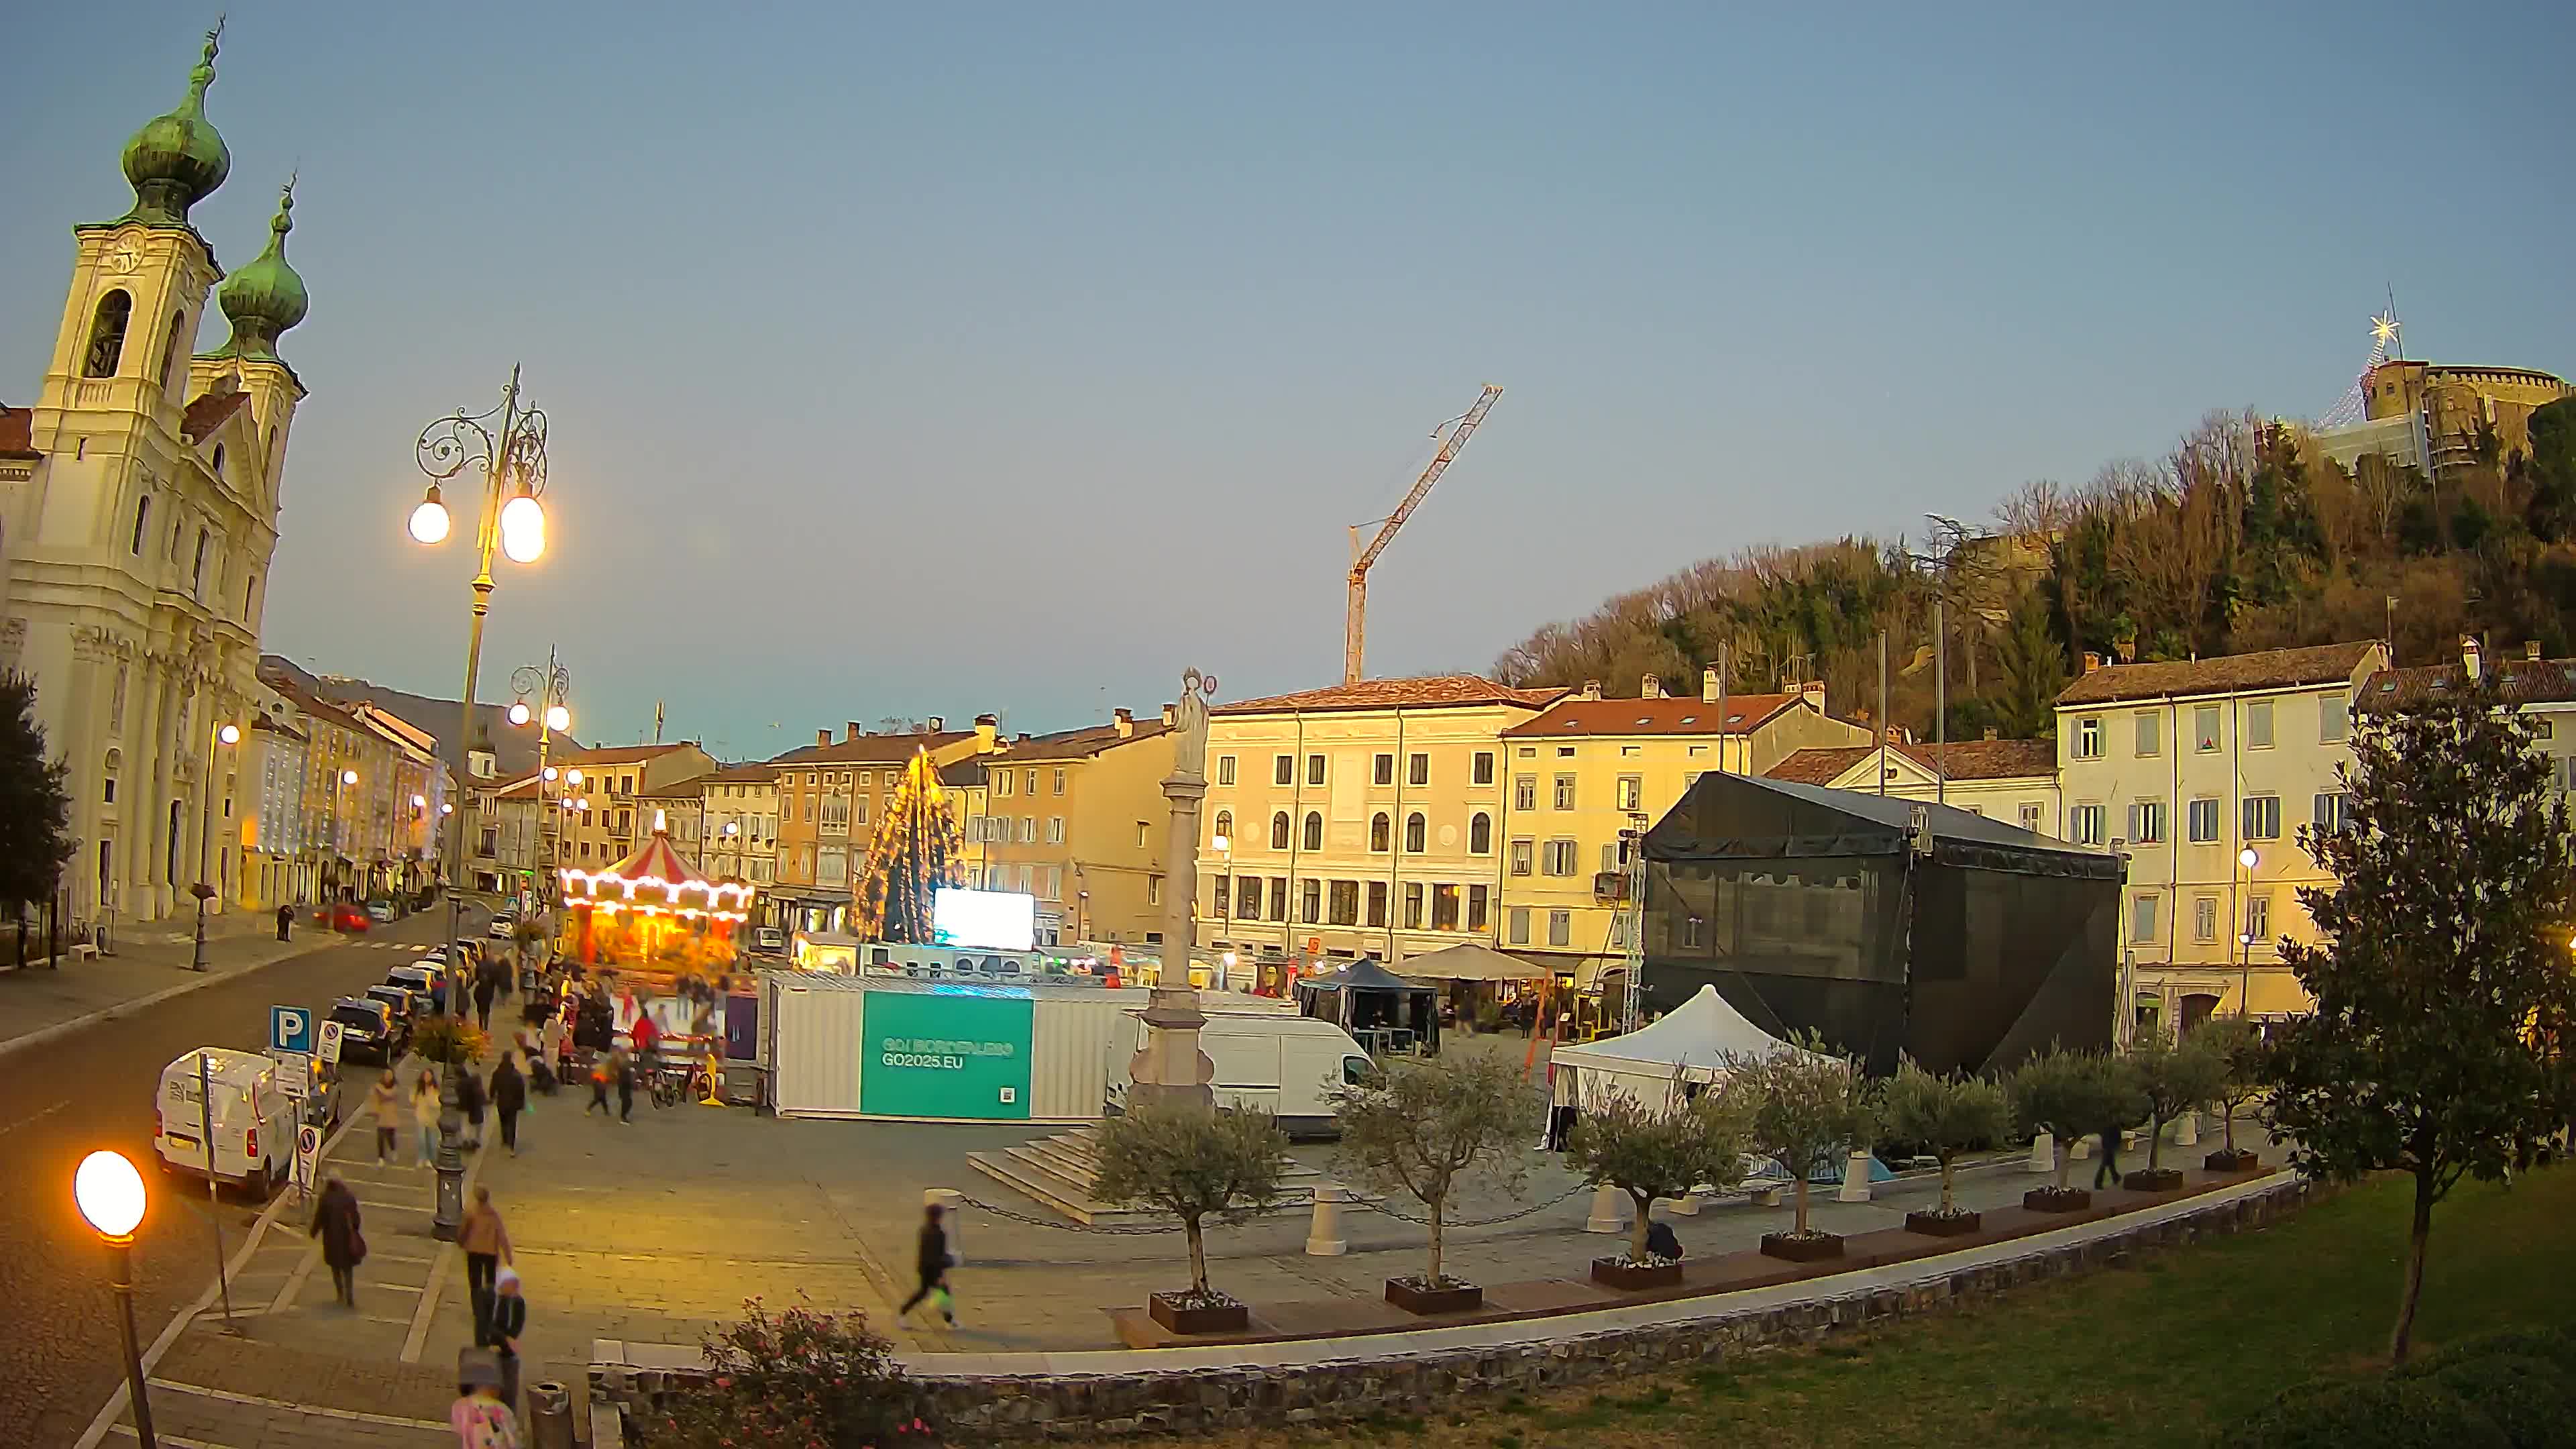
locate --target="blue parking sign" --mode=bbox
[270,1004,314,1056]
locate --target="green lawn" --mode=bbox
[1124,1165,2576,1449]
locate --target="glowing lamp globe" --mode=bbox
[497,493,546,563]
[507,702,532,727]
[2239,847,2259,870]
[75,1150,146,1239]
[411,794,426,808]
[407,489,452,545]
[545,704,571,733]
[566,769,583,786]
[441,802,454,814]
[217,723,241,746]
[542,766,559,782]
[341,769,358,786]
[1211,834,1230,853]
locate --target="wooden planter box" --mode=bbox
[2204,1148,2262,1174]
[1384,1277,1484,1316]
[2023,1187,2092,1214]
[2123,1167,2186,1192]
[1590,1256,1684,1290]
[1760,1231,1845,1263]
[1904,1209,1982,1237]
[1147,1292,1248,1336]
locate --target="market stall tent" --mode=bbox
[1550,984,1815,1113]
[1399,942,1548,981]
[1294,958,1442,1052]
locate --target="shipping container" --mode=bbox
[763,972,1162,1122]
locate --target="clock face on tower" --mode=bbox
[104,239,142,276]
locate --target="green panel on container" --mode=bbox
[860,987,1034,1120]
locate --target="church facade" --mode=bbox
[0,27,311,925]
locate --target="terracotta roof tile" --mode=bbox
[0,404,39,460]
[1766,738,2058,786]
[180,390,250,443]
[987,719,1172,763]
[1214,675,1565,716]
[557,742,700,767]
[768,731,973,767]
[1500,693,1802,739]
[2361,658,2576,711]
[706,762,778,784]
[2054,642,2381,706]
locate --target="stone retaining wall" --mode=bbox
[598,1177,2309,1440]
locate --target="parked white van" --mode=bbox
[154,1048,295,1196]
[1110,1007,1373,1138]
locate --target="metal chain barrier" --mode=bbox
[1347,1181,1589,1228]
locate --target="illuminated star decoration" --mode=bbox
[2370,311,2401,354]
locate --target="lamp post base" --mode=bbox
[189,898,209,973]
[433,1093,466,1240]
[109,1238,158,1449]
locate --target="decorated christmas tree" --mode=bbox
[851,748,964,942]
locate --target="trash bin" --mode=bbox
[525,1381,573,1449]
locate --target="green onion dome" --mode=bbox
[214,180,307,360]
[119,25,230,227]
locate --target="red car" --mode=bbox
[313,903,371,934]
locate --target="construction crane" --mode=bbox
[1344,384,1503,686]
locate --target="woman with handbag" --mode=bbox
[310,1176,366,1307]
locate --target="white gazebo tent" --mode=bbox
[1550,984,1816,1114]
[1399,943,1549,981]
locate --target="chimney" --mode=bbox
[1701,665,1720,704]
[816,729,831,748]
[1801,679,1825,711]
[927,716,944,733]
[1112,707,1134,738]
[1983,727,1999,741]
[1640,675,1664,700]
[2526,641,2542,662]
[1161,702,1177,728]
[1015,733,1032,745]
[2461,635,2483,683]
[975,712,999,752]
[2082,651,2103,674]
[845,721,862,743]
[1580,680,1603,701]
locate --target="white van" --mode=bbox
[154,1048,295,1196]
[1112,1008,1373,1138]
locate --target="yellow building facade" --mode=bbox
[768,721,992,934]
[970,708,1176,947]
[1495,672,1873,984]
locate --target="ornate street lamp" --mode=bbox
[409,367,551,1242]
[189,722,241,972]
[76,1150,156,1448]
[511,650,572,911]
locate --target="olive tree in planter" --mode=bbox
[1565,1077,1754,1288]
[1880,1058,2014,1236]
[2010,1046,2116,1212]
[2193,1016,2268,1173]
[2123,1029,2226,1191]
[1725,1036,1874,1262]
[1093,1103,1291,1335]
[1332,1052,1534,1314]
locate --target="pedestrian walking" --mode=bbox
[275,903,294,942]
[460,1186,513,1346]
[309,1176,365,1307]
[897,1201,957,1326]
[584,1051,613,1116]
[491,1051,526,1156]
[458,1062,488,1150]
[2094,1124,2124,1190]
[371,1070,403,1164]
[613,1046,635,1123]
[473,971,498,1032]
[411,1070,441,1167]
[487,1269,529,1409]
[449,1358,520,1449]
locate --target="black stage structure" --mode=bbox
[1638,773,2118,1076]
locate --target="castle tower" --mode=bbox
[1,26,311,926]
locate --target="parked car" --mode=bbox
[387,963,451,1014]
[753,926,786,956]
[325,996,400,1065]
[488,910,518,941]
[365,981,420,1026]
[364,898,396,923]
[154,1048,296,1197]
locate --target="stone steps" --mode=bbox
[967,1125,1324,1226]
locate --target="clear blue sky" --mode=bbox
[7,3,2571,757]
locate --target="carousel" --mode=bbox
[557,809,758,987]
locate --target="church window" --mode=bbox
[130,495,152,555]
[244,572,256,615]
[158,311,185,392]
[211,444,225,478]
[85,290,132,377]
[192,530,209,599]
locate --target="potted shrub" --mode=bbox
[2123,1029,2224,1191]
[1881,1057,2013,1236]
[2010,1046,2114,1212]
[1332,1053,1533,1314]
[1726,1035,1874,1262]
[2194,1016,2268,1173]
[1565,1075,1754,1289]
[1093,1104,1291,1335]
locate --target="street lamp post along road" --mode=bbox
[76,1150,156,1449]
[189,722,241,972]
[410,366,550,1242]
[511,649,572,913]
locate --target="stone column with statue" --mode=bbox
[1128,669,1221,1113]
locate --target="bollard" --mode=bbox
[1305,1185,1348,1256]
[2027,1130,2055,1175]
[525,1382,574,1449]
[1662,1190,1701,1217]
[2175,1110,2199,1147]
[1585,1183,1627,1234]
[924,1187,965,1267]
[1835,1149,1872,1203]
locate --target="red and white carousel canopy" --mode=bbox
[559,822,755,922]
